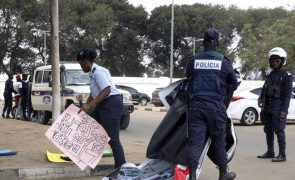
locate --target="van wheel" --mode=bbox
[120,113,130,130]
[38,111,51,125]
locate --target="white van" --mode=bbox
[31,63,134,129]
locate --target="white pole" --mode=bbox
[50,0,61,121]
[44,32,47,65]
[193,38,195,55]
[169,0,174,84]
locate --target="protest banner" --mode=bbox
[45,104,110,170]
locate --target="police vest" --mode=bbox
[264,69,285,99]
[192,51,223,98]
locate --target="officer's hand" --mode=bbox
[280,111,287,121]
[78,104,91,114]
[258,99,263,108]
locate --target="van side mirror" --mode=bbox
[49,81,52,87]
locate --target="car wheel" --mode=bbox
[120,113,130,130]
[38,111,51,125]
[241,108,258,126]
[139,98,148,106]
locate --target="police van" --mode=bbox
[31,63,134,129]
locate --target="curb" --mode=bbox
[0,164,114,180]
[134,106,167,112]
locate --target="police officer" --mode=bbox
[2,73,16,118]
[186,28,238,180]
[257,47,293,162]
[21,74,29,120]
[76,48,126,168]
[27,75,34,120]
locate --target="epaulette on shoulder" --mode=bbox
[224,56,231,62]
[92,67,96,73]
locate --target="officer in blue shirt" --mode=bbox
[2,73,16,118]
[76,49,126,168]
[257,47,293,162]
[186,28,238,180]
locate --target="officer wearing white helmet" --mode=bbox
[258,47,293,162]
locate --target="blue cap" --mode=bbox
[203,28,220,44]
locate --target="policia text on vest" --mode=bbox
[194,59,222,70]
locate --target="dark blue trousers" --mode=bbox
[21,95,28,118]
[263,104,286,151]
[89,95,126,168]
[3,92,13,115]
[187,108,227,168]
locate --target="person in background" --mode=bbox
[2,73,16,118]
[21,74,29,120]
[186,28,238,180]
[27,75,34,120]
[76,48,126,168]
[14,74,23,119]
[257,47,293,162]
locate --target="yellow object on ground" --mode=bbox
[46,149,113,163]
[46,150,72,163]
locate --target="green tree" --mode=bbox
[0,0,43,74]
[237,8,292,79]
[147,3,240,77]
[59,0,148,76]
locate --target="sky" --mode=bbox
[128,0,295,13]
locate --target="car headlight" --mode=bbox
[75,93,89,102]
[122,93,132,103]
[75,94,83,101]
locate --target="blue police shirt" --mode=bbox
[89,63,120,99]
[186,51,238,112]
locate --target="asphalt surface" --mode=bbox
[1,103,295,180]
[0,103,151,180]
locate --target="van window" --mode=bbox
[35,71,43,83]
[65,70,90,85]
[43,71,51,83]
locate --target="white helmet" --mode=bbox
[268,47,287,66]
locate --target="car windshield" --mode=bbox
[65,70,90,85]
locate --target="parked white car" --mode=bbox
[228,83,295,126]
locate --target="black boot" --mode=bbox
[5,115,12,119]
[219,166,236,180]
[189,167,197,180]
[272,150,286,162]
[2,112,5,118]
[6,109,12,119]
[257,151,275,158]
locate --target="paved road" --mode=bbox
[120,110,295,180]
[120,110,165,145]
[1,102,295,180]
